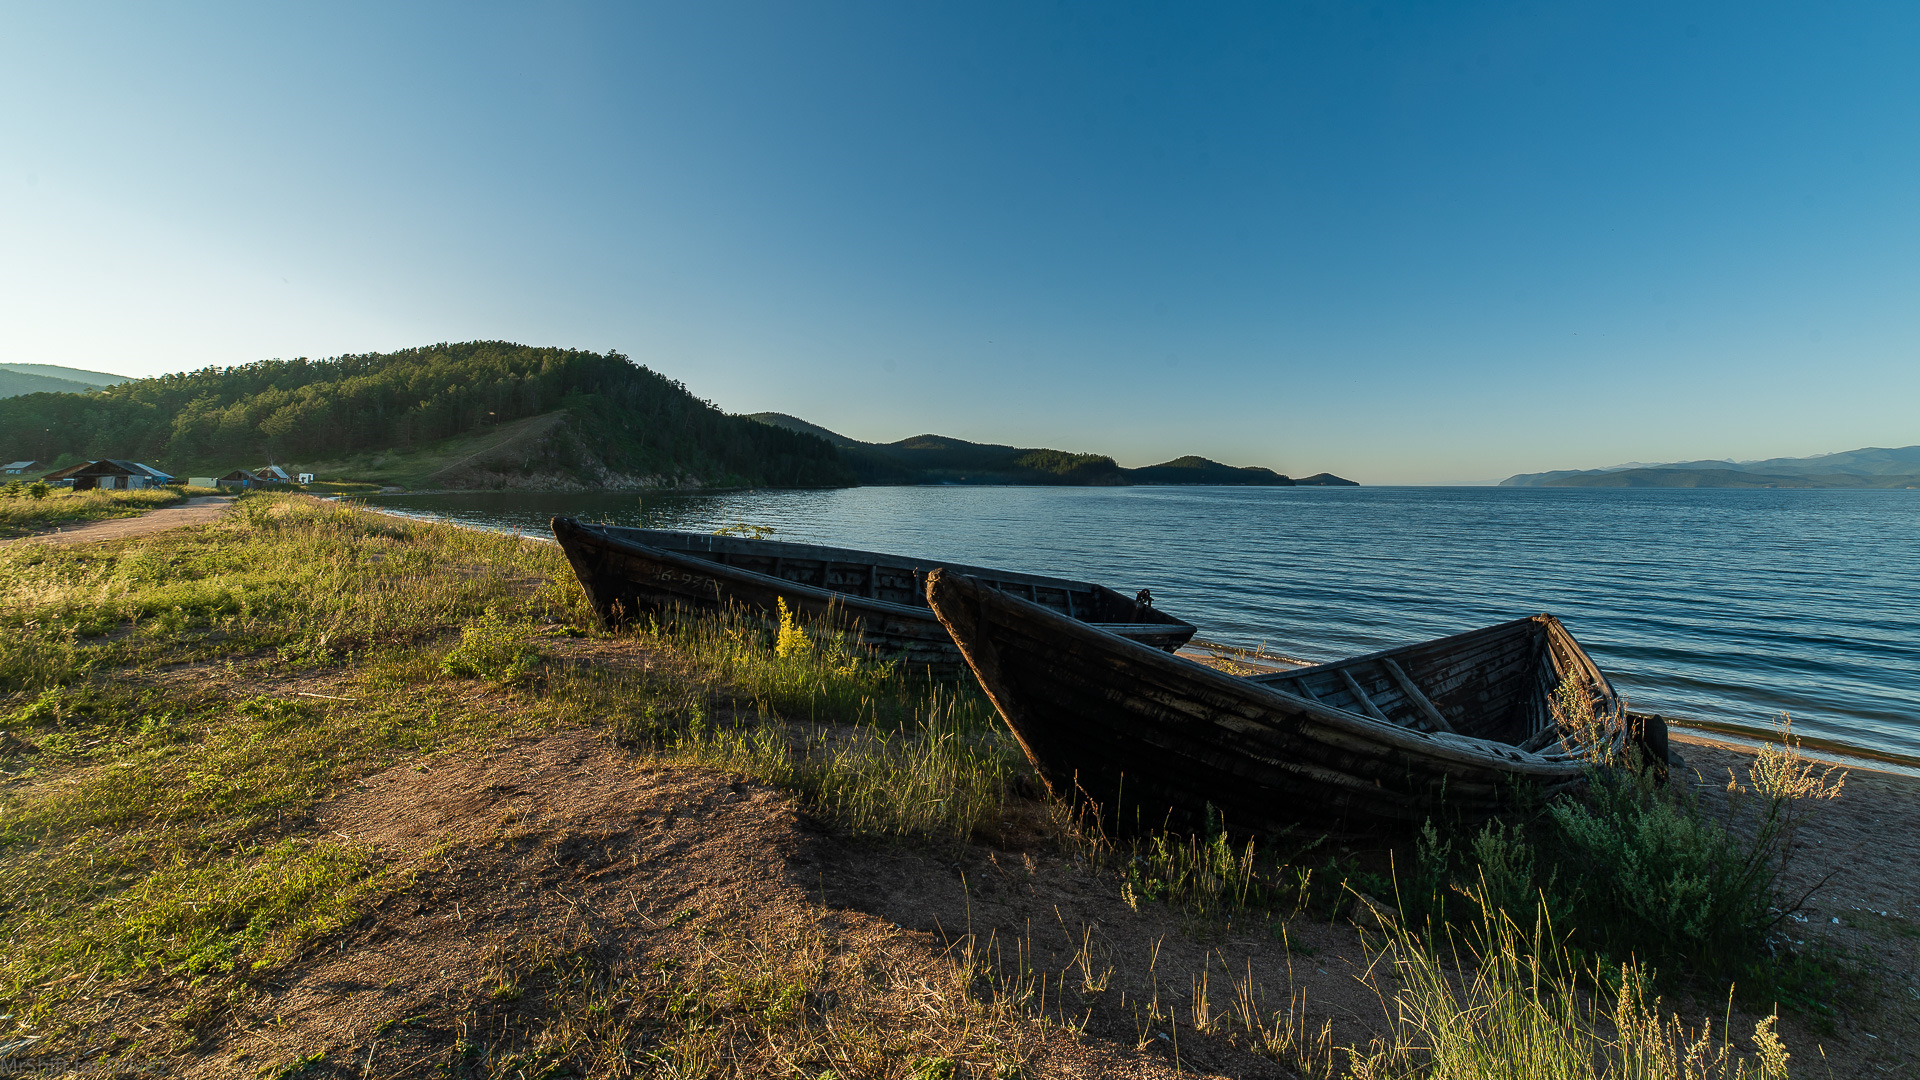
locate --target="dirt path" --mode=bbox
[8,494,236,545]
[144,731,1188,1080]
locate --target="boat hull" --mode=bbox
[926,568,1616,835]
[551,518,1196,671]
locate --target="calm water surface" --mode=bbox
[367,486,1920,760]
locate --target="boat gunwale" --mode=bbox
[554,518,1198,635]
[1248,614,1611,699]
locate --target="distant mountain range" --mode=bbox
[0,363,130,398]
[1502,445,1920,489]
[747,413,1354,487]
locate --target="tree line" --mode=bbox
[0,342,853,488]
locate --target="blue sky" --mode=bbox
[2,3,1916,483]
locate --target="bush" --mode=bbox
[1546,772,1772,976]
[1404,718,1846,988]
[440,607,545,684]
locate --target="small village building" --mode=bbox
[69,460,175,491]
[39,462,91,487]
[217,469,265,490]
[2,460,40,476]
[256,465,294,484]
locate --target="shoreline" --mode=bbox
[1671,716,1920,778]
[335,494,1919,779]
[7,492,1913,1076]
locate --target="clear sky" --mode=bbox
[3,3,1916,483]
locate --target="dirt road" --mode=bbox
[8,495,236,546]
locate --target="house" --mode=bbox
[2,460,40,476]
[217,469,264,490]
[69,460,175,491]
[39,462,91,487]
[256,465,293,484]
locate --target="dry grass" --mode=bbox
[0,484,201,537]
[0,494,1834,1078]
[1352,895,1793,1080]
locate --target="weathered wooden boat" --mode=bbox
[550,518,1197,670]
[926,568,1656,834]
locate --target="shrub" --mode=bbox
[1546,774,1771,976]
[441,607,545,684]
[1404,717,1846,988]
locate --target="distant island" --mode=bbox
[747,413,1354,488]
[0,343,1351,491]
[1501,445,1920,489]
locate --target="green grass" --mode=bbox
[1381,727,1854,1023]
[0,485,200,537]
[623,598,981,730]
[1354,895,1794,1079]
[0,493,1832,1077]
[0,494,1049,1070]
[657,691,1022,845]
[1092,695,1854,1025]
[0,497,588,1024]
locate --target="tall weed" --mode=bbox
[658,687,1018,845]
[632,599,979,730]
[1354,894,1793,1080]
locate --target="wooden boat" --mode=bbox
[926,568,1656,834]
[550,518,1197,670]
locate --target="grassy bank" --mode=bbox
[0,494,1858,1076]
[0,495,1045,1074]
[0,485,218,538]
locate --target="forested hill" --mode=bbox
[1,343,853,489]
[746,413,1338,486]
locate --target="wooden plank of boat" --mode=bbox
[926,567,1638,835]
[1381,656,1457,734]
[550,517,1197,672]
[1244,617,1611,748]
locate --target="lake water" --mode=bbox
[365,486,1920,762]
